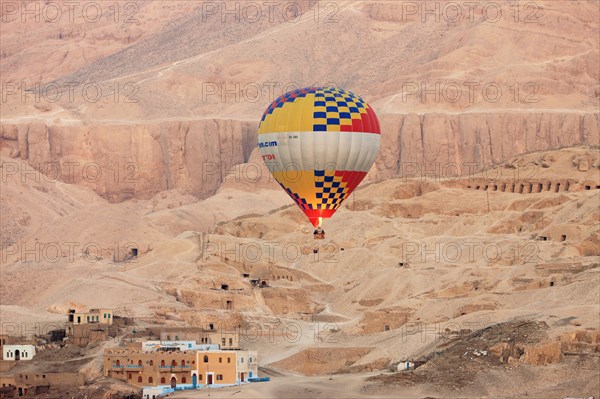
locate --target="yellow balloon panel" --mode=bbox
[258,87,380,135]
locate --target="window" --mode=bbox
[138,375,142,383]
[222,338,226,346]
[182,377,186,383]
[229,338,233,346]
[216,374,223,381]
[181,360,186,366]
[128,373,132,380]
[241,357,244,363]
[175,336,179,340]
[227,357,231,363]
[219,357,222,363]
[199,374,203,380]
[161,360,165,366]
[203,355,208,363]
[138,360,142,366]
[148,376,153,383]
[161,377,166,384]
[171,359,177,366]
[249,356,253,363]
[149,360,153,366]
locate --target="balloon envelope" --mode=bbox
[257,87,380,227]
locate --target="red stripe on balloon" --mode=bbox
[360,111,372,133]
[366,106,381,134]
[351,118,363,132]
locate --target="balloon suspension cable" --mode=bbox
[318,217,323,228]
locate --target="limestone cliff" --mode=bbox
[2,111,598,201]
[1,119,257,202]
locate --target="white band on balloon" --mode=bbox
[258,131,380,173]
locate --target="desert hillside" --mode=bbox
[1,147,599,397]
[2,0,598,119]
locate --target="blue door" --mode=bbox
[192,374,197,388]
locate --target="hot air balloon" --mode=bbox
[257,87,381,239]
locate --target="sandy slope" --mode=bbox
[1,147,598,397]
[1,1,598,120]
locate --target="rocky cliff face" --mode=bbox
[2,111,598,201]
[1,119,257,202]
[373,112,600,181]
